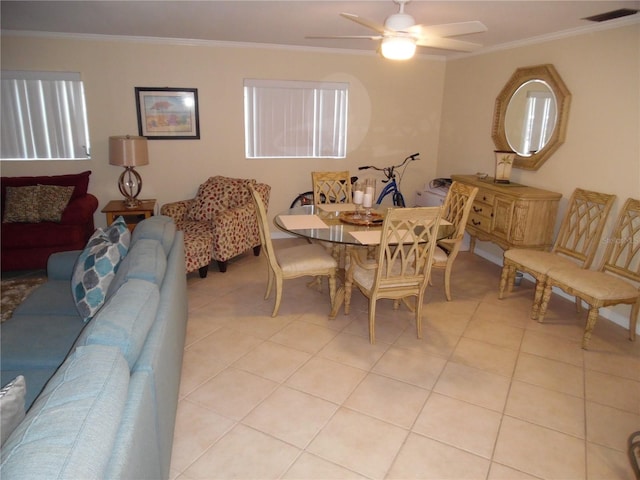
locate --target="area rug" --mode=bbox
[1,276,47,322]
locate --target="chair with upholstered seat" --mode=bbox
[249,185,338,317]
[537,197,639,348]
[311,171,354,267]
[498,188,616,319]
[344,206,442,344]
[432,181,478,301]
[312,171,352,205]
[161,176,270,277]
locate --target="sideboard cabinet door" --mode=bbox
[451,175,562,252]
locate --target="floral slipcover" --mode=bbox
[161,176,271,274]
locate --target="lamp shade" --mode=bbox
[109,135,149,167]
[381,36,416,60]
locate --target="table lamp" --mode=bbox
[109,135,149,208]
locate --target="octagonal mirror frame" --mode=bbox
[492,64,571,171]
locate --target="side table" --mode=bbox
[102,199,157,232]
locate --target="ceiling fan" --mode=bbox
[307,0,487,60]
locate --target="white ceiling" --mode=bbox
[1,1,639,58]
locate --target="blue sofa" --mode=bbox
[0,216,188,480]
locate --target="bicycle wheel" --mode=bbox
[289,192,315,208]
[393,191,406,207]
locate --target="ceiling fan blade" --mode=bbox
[410,21,487,38]
[416,36,483,52]
[306,35,382,40]
[340,12,388,34]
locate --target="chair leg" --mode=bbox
[630,300,639,342]
[307,276,323,291]
[253,245,261,256]
[538,283,553,323]
[198,265,208,278]
[416,291,425,339]
[217,261,228,273]
[444,259,454,302]
[531,277,546,320]
[344,281,353,315]
[265,268,274,300]
[271,278,284,317]
[498,264,512,299]
[582,307,600,349]
[401,297,415,312]
[328,272,336,308]
[368,298,377,344]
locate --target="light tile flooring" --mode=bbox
[170,239,640,480]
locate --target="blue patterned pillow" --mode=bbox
[71,221,129,322]
[104,216,130,258]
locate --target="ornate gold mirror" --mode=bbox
[492,64,571,171]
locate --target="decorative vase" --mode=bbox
[494,150,515,184]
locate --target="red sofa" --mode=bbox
[1,171,98,271]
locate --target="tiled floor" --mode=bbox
[170,239,640,480]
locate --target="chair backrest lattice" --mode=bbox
[249,185,280,274]
[374,207,442,293]
[312,171,352,205]
[552,188,616,268]
[601,198,640,283]
[443,182,478,240]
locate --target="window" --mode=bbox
[244,79,348,159]
[1,71,91,160]
[520,91,556,155]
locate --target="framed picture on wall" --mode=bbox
[135,87,200,139]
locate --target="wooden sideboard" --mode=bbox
[451,175,562,252]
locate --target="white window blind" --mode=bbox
[521,91,555,155]
[244,79,348,159]
[1,70,91,160]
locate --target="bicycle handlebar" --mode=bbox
[358,152,420,171]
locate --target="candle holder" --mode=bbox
[363,178,376,219]
[352,182,364,219]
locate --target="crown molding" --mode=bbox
[2,14,637,62]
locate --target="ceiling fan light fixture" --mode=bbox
[381,36,416,60]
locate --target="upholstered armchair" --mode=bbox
[161,176,270,277]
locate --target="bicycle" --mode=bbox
[289,176,358,208]
[358,152,420,207]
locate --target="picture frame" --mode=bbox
[135,87,200,140]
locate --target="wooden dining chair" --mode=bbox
[498,188,616,320]
[344,206,443,344]
[312,171,352,205]
[311,170,354,267]
[537,197,640,348]
[431,181,478,301]
[249,185,337,317]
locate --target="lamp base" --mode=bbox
[118,167,143,209]
[122,197,142,208]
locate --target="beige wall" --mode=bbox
[0,35,445,225]
[439,24,640,262]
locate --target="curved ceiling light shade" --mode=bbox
[381,36,416,60]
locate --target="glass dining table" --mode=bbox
[273,203,453,318]
[274,204,390,246]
